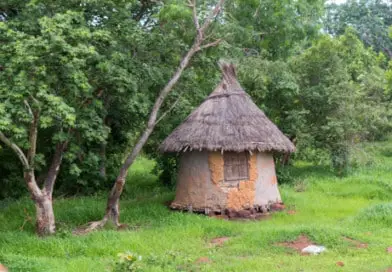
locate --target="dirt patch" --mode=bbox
[342,236,368,249]
[195,257,212,264]
[270,203,286,211]
[386,268,392,272]
[287,210,296,215]
[275,235,314,254]
[336,261,345,267]
[208,209,273,221]
[210,236,230,247]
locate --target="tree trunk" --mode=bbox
[35,195,55,236]
[23,171,55,236]
[43,142,67,198]
[99,143,107,179]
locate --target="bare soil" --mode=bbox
[275,235,314,254]
[195,257,212,264]
[287,210,297,215]
[210,237,230,247]
[342,236,368,249]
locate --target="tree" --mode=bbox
[290,28,391,174]
[325,0,392,58]
[0,11,108,235]
[82,0,225,232]
[224,0,325,59]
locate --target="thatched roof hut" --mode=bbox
[160,63,295,154]
[161,62,295,215]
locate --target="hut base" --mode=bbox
[170,201,285,219]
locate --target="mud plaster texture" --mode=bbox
[208,152,224,185]
[255,153,282,205]
[171,151,282,213]
[171,151,226,211]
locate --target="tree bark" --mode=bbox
[99,143,107,179]
[23,171,55,236]
[35,194,56,236]
[43,142,67,198]
[88,0,225,229]
[1,129,66,236]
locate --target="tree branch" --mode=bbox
[188,0,201,35]
[0,131,42,198]
[155,96,182,125]
[117,0,225,175]
[197,38,222,52]
[24,99,33,117]
[27,110,39,166]
[0,131,29,169]
[199,0,224,36]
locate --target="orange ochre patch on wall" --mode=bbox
[271,174,277,185]
[208,152,258,211]
[208,152,224,185]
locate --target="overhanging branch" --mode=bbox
[0,130,30,171]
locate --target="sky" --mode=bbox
[328,0,347,3]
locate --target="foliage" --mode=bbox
[114,251,143,272]
[237,28,392,174]
[355,203,392,226]
[275,166,297,185]
[0,0,205,197]
[290,29,391,174]
[225,0,325,59]
[325,0,392,58]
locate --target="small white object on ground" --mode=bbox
[301,245,327,255]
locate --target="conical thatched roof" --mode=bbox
[160,62,295,153]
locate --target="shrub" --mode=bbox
[355,203,392,226]
[113,251,143,272]
[276,166,296,185]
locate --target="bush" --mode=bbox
[355,203,392,226]
[276,166,296,185]
[114,251,143,272]
[155,154,179,188]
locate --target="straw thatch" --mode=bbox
[160,62,295,153]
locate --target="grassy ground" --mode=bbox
[1,143,392,272]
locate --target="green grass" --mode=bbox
[1,143,392,272]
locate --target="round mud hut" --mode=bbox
[160,63,295,215]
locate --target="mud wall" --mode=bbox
[254,153,281,205]
[172,151,282,212]
[171,151,226,211]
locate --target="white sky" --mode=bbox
[328,0,347,3]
